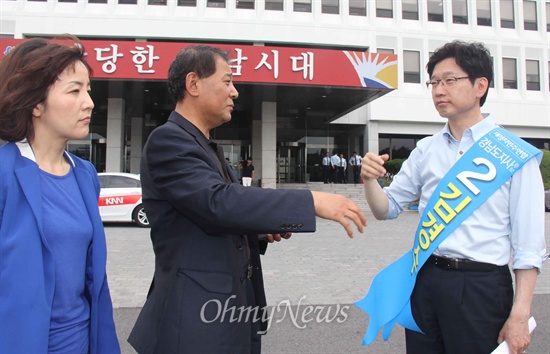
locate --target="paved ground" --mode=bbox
[105,184,550,353]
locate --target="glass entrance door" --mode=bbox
[218,141,251,182]
[278,145,305,183]
[67,137,92,164]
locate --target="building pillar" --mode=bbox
[129,82,144,174]
[105,97,125,172]
[252,119,262,183]
[130,117,143,174]
[261,101,277,189]
[365,121,379,155]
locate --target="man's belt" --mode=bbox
[428,255,497,272]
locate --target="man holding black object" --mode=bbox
[128,45,366,354]
[240,157,254,186]
[359,41,546,354]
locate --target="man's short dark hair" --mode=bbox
[167,45,231,104]
[426,40,493,106]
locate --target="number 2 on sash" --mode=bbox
[456,157,496,196]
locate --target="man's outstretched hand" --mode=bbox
[311,191,367,238]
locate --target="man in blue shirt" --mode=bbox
[330,151,341,183]
[361,41,546,354]
[349,151,362,184]
[338,153,347,184]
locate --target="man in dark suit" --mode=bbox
[128,45,367,354]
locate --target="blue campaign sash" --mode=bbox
[356,127,542,346]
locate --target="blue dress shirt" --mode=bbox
[384,115,546,270]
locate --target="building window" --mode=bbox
[477,0,492,26]
[427,0,444,22]
[377,48,394,55]
[526,60,540,91]
[547,2,550,31]
[89,0,108,3]
[265,0,283,11]
[523,0,538,31]
[236,0,254,9]
[207,0,226,8]
[58,0,77,2]
[402,0,418,20]
[148,0,167,5]
[349,0,366,16]
[119,0,137,4]
[500,0,515,28]
[502,58,517,89]
[322,0,339,14]
[294,0,312,13]
[178,0,197,6]
[452,0,468,24]
[376,0,393,18]
[404,50,421,83]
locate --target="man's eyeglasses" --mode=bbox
[425,76,470,89]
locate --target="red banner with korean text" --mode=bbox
[0,38,398,89]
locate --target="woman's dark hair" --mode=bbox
[426,40,493,106]
[0,34,92,142]
[167,45,231,104]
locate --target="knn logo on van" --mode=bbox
[99,195,141,206]
[97,172,148,227]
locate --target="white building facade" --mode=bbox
[1,0,549,187]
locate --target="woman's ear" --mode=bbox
[32,103,44,118]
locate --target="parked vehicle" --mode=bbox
[98,172,149,227]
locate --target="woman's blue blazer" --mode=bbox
[0,141,120,353]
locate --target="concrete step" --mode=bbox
[277,182,371,212]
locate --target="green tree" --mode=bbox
[384,158,405,175]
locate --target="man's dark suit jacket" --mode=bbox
[128,112,316,353]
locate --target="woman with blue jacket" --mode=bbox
[0,36,120,353]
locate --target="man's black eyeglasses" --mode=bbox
[426,76,470,89]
